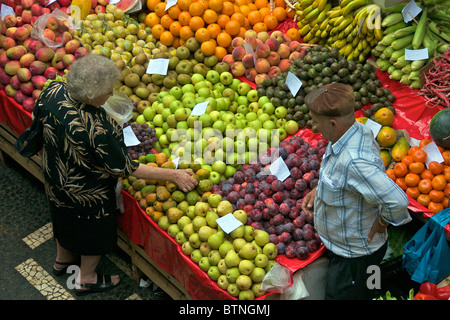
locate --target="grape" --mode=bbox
[124,122,157,160]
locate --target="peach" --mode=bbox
[32,88,42,100]
[40,7,51,15]
[277,43,290,59]
[6,45,27,60]
[31,75,47,90]
[10,75,22,89]
[21,0,34,9]
[256,31,270,43]
[14,26,31,42]
[232,46,245,61]
[43,29,56,41]
[244,29,257,39]
[28,39,44,54]
[278,59,292,73]
[62,54,76,67]
[244,36,258,50]
[14,90,27,104]
[17,67,32,82]
[242,53,255,68]
[29,60,47,75]
[36,47,55,62]
[74,46,88,59]
[222,54,235,66]
[64,39,80,54]
[31,3,42,16]
[6,27,17,39]
[46,16,60,31]
[22,97,35,112]
[267,51,280,66]
[255,73,269,86]
[231,61,246,77]
[44,66,58,79]
[5,84,18,97]
[288,40,302,53]
[270,30,284,43]
[265,37,280,52]
[289,51,302,62]
[4,15,17,28]
[231,37,244,49]
[268,66,281,78]
[255,58,270,74]
[19,53,35,68]
[21,10,32,24]
[244,67,257,82]
[255,43,270,59]
[2,37,16,51]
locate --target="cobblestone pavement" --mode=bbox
[0,153,171,301]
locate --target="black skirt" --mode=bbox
[50,205,117,256]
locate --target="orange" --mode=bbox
[201,39,216,56]
[412,149,427,163]
[401,155,414,167]
[239,5,250,17]
[168,4,182,19]
[259,6,270,18]
[393,162,408,178]
[428,201,444,214]
[209,0,223,11]
[275,0,286,8]
[272,6,287,22]
[248,10,263,25]
[144,12,160,27]
[386,168,396,181]
[154,2,166,17]
[189,16,205,31]
[172,37,181,48]
[405,173,420,187]
[396,177,407,191]
[160,14,174,28]
[286,7,296,18]
[237,26,247,38]
[159,30,174,46]
[178,0,192,11]
[253,21,267,32]
[234,0,247,6]
[286,27,300,41]
[408,146,420,156]
[198,0,209,9]
[151,24,165,39]
[429,161,444,175]
[217,14,231,28]
[409,161,425,174]
[179,25,194,40]
[195,27,211,42]
[216,31,232,47]
[254,0,268,9]
[225,20,241,36]
[406,187,420,199]
[221,1,235,15]
[206,23,221,38]
[231,12,246,26]
[178,11,192,25]
[445,169,450,183]
[421,169,435,180]
[169,21,182,36]
[419,138,432,149]
[444,182,450,196]
[215,45,227,60]
[442,197,448,209]
[432,174,446,191]
[189,1,205,16]
[429,190,445,202]
[442,151,450,165]
[418,179,433,194]
[263,14,278,30]
[203,9,218,23]
[248,3,257,11]
[147,0,160,11]
[417,194,431,207]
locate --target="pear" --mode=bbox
[207,266,221,281]
[251,241,263,254]
[233,209,248,224]
[217,200,233,216]
[236,275,252,290]
[239,243,258,260]
[218,259,228,274]
[181,241,194,255]
[192,215,207,231]
[205,209,219,228]
[254,253,269,268]
[238,259,255,276]
[262,242,277,260]
[250,267,266,283]
[194,201,210,217]
[230,225,245,239]
[239,289,255,300]
[190,249,203,264]
[218,240,234,258]
[243,225,255,242]
[167,224,180,238]
[208,249,221,266]
[189,232,201,248]
[175,231,188,245]
[199,241,211,256]
[224,249,240,268]
[227,283,240,297]
[226,267,241,283]
[199,256,211,272]
[251,283,266,298]
[167,207,184,223]
[198,225,217,241]
[186,205,195,219]
[177,216,191,230]
[233,238,247,252]
[183,223,195,237]
[157,215,170,230]
[217,274,229,290]
[253,229,270,247]
[265,260,277,273]
[207,193,222,208]
[207,230,224,250]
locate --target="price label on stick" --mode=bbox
[269,157,290,182]
[172,157,180,169]
[165,0,177,11]
[421,142,444,168]
[365,118,382,139]
[123,126,141,147]
[402,0,422,23]
[243,43,257,64]
[216,213,243,234]
[285,71,302,97]
[405,48,429,61]
[146,58,169,75]
[190,101,209,116]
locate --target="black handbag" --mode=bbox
[14,114,43,157]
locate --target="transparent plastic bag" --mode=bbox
[30,8,77,49]
[101,90,134,127]
[260,262,292,293]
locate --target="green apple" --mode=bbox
[229,78,240,91]
[224,165,237,179]
[276,118,287,128]
[275,106,287,118]
[248,102,259,112]
[135,114,146,124]
[236,105,248,115]
[153,114,163,127]
[206,70,220,84]
[245,111,257,122]
[237,82,251,96]
[174,107,189,121]
[213,82,225,93]
[235,119,246,129]
[161,108,171,121]
[199,113,212,127]
[197,87,211,98]
[209,110,221,122]
[209,171,221,184]
[182,96,196,109]
[258,96,269,107]
[212,120,226,133]
[182,83,196,94]
[157,91,169,102]
[258,113,270,123]
[263,120,276,130]
[212,160,227,175]
[169,86,183,100]
[236,95,248,106]
[219,71,233,85]
[285,120,300,135]
[169,100,182,114]
[247,89,258,102]
[191,73,204,85]
[143,107,155,121]
[261,102,274,114]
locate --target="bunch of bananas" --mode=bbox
[295,0,383,61]
[372,0,449,89]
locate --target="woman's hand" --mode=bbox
[301,186,317,217]
[172,170,198,193]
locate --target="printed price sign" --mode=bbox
[0,4,15,19]
[405,48,429,61]
[190,101,209,116]
[365,118,382,138]
[146,58,169,75]
[269,157,290,182]
[285,71,302,97]
[422,142,444,168]
[123,126,141,147]
[402,0,422,23]
[216,213,243,234]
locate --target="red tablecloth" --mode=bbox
[0,90,32,135]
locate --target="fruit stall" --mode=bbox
[0,0,449,300]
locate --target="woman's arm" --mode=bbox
[132,163,198,193]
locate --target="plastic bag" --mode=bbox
[101,89,134,127]
[260,262,292,293]
[30,9,77,49]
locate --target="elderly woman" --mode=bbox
[22,54,197,296]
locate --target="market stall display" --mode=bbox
[0,0,449,300]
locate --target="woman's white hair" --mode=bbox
[66,54,120,104]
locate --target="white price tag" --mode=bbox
[165,0,177,11]
[269,157,290,182]
[402,0,422,23]
[123,125,141,147]
[146,58,169,75]
[243,43,256,64]
[109,0,120,4]
[172,157,180,169]
[285,71,302,97]
[190,101,209,116]
[46,0,58,6]
[421,142,444,168]
[365,118,382,139]
[405,48,429,61]
[0,4,15,19]
[216,213,243,234]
